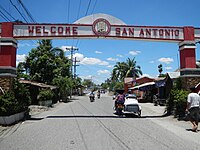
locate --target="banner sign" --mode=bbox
[12,18,185,42]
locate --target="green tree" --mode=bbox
[24,40,71,84]
[112,62,127,82]
[111,57,142,82]
[125,58,142,78]
[158,64,163,77]
[113,82,124,91]
[17,39,73,100]
[17,62,30,79]
[53,76,73,101]
[82,79,94,88]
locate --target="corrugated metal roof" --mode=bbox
[19,80,57,90]
[129,82,155,90]
[167,72,180,79]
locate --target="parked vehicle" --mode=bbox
[123,94,142,117]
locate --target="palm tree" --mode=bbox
[112,62,127,82]
[125,58,142,78]
[111,58,142,82]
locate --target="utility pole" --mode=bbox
[66,46,78,78]
[73,57,80,79]
[66,46,78,98]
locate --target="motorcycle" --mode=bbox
[97,93,100,99]
[89,93,95,102]
[115,102,124,116]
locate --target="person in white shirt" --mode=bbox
[185,87,200,132]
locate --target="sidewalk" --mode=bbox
[140,102,200,146]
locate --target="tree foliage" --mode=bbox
[0,79,31,116]
[23,40,71,84]
[17,39,77,100]
[111,57,142,82]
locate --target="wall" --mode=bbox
[0,76,14,91]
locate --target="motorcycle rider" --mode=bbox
[89,90,95,101]
[97,90,100,99]
[114,90,125,110]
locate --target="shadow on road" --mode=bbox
[186,129,200,133]
[46,115,120,119]
[141,115,167,118]
[28,114,168,121]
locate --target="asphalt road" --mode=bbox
[1,93,200,150]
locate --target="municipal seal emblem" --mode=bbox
[92,18,111,36]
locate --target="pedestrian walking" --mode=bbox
[185,87,200,132]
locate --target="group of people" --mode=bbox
[186,87,200,132]
[113,87,200,132]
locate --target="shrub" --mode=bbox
[0,79,31,116]
[168,89,189,118]
[13,79,31,111]
[38,89,54,101]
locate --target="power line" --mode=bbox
[67,0,70,23]
[9,0,28,23]
[91,0,98,14]
[76,0,81,20]
[0,11,10,21]
[0,10,11,21]
[0,4,16,21]
[85,0,92,16]
[76,0,97,48]
[17,0,36,23]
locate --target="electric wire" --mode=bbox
[0,4,16,21]
[0,10,11,21]
[0,12,10,22]
[9,0,28,23]
[76,0,81,20]
[85,0,92,16]
[76,0,97,47]
[91,0,97,14]
[17,0,36,23]
[67,0,71,23]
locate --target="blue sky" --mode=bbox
[1,0,200,84]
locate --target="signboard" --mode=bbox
[13,20,184,42]
[0,13,198,42]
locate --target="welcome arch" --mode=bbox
[0,13,200,90]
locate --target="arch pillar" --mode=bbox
[0,22,17,91]
[179,27,200,89]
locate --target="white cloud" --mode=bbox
[81,57,109,65]
[95,51,102,54]
[17,54,26,62]
[16,54,26,66]
[117,54,123,58]
[158,57,174,64]
[61,47,109,66]
[165,66,172,70]
[149,61,154,63]
[107,57,119,61]
[97,70,110,75]
[73,53,84,61]
[129,50,141,56]
[107,65,113,68]
[18,43,31,47]
[140,74,153,78]
[79,75,93,80]
[60,46,78,52]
